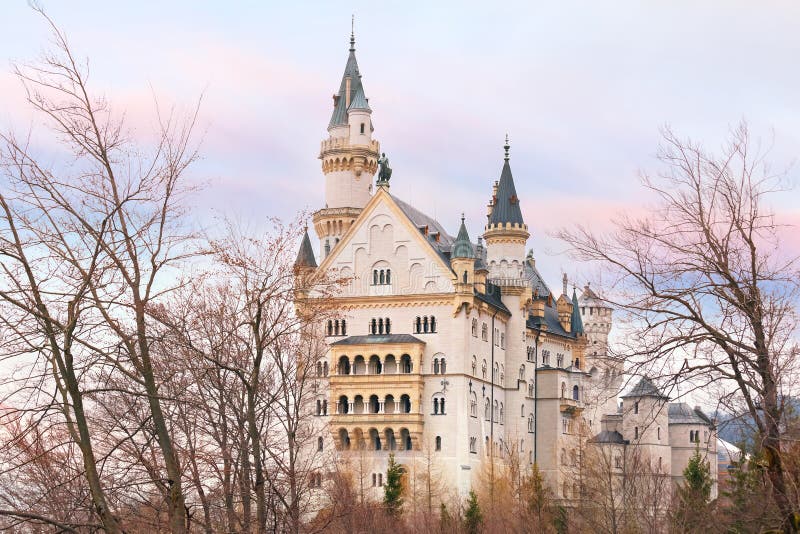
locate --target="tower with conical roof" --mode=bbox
[450,215,476,295]
[483,136,530,281]
[312,27,380,258]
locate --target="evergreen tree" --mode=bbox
[463,490,482,534]
[672,447,715,532]
[384,453,404,516]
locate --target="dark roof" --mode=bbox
[621,377,669,400]
[330,334,425,346]
[570,288,584,335]
[527,303,572,339]
[390,194,455,267]
[349,85,371,111]
[294,230,317,268]
[590,430,629,445]
[524,259,552,300]
[488,160,524,226]
[668,402,714,426]
[329,41,365,129]
[451,218,474,259]
[474,282,510,315]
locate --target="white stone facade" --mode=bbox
[298,35,718,511]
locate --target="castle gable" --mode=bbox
[316,188,455,297]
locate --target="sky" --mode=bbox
[1,0,799,290]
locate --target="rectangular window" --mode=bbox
[360,122,365,134]
[635,426,639,439]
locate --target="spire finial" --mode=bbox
[461,212,465,223]
[350,15,355,51]
[503,133,510,162]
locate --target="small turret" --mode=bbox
[294,228,318,272]
[450,215,475,294]
[570,286,584,336]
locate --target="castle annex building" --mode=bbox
[295,33,718,503]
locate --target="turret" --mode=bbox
[483,136,529,282]
[450,215,475,295]
[313,28,380,257]
[293,228,318,309]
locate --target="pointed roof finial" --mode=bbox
[503,133,510,162]
[350,15,355,51]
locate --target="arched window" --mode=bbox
[470,392,477,417]
[519,365,525,380]
[360,122,365,134]
[500,333,505,349]
[322,400,327,415]
[386,269,391,284]
[400,394,411,413]
[572,385,579,401]
[440,358,446,374]
[493,363,499,382]
[482,360,487,379]
[472,318,478,337]
[369,355,382,375]
[432,393,445,415]
[472,356,477,375]
[433,358,440,374]
[481,323,488,341]
[484,399,490,421]
[400,354,412,374]
[323,362,328,376]
[380,270,385,285]
[423,316,429,333]
[338,356,350,375]
[341,320,346,336]
[318,436,324,451]
[528,414,535,433]
[528,382,534,397]
[334,320,340,336]
[462,270,468,283]
[327,320,333,336]
[385,318,391,334]
[430,316,436,332]
[574,357,580,369]
[316,399,321,416]
[373,270,378,285]
[499,403,504,424]
[634,401,639,414]
[316,362,322,377]
[370,318,377,335]
[415,316,421,333]
[493,400,499,422]
[435,436,442,451]
[338,395,349,414]
[561,382,566,398]
[521,404,525,417]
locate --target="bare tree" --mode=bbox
[0,7,200,531]
[558,122,800,531]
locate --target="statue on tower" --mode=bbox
[377,152,392,185]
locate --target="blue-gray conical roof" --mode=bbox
[489,160,524,226]
[451,217,475,259]
[295,229,317,268]
[329,38,366,128]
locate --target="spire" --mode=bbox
[329,23,365,129]
[488,137,525,226]
[295,228,318,269]
[350,15,355,51]
[571,286,584,335]
[452,214,475,259]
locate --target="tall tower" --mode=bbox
[483,137,529,280]
[312,29,380,258]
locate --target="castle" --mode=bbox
[295,31,718,507]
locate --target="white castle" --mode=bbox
[295,31,717,507]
